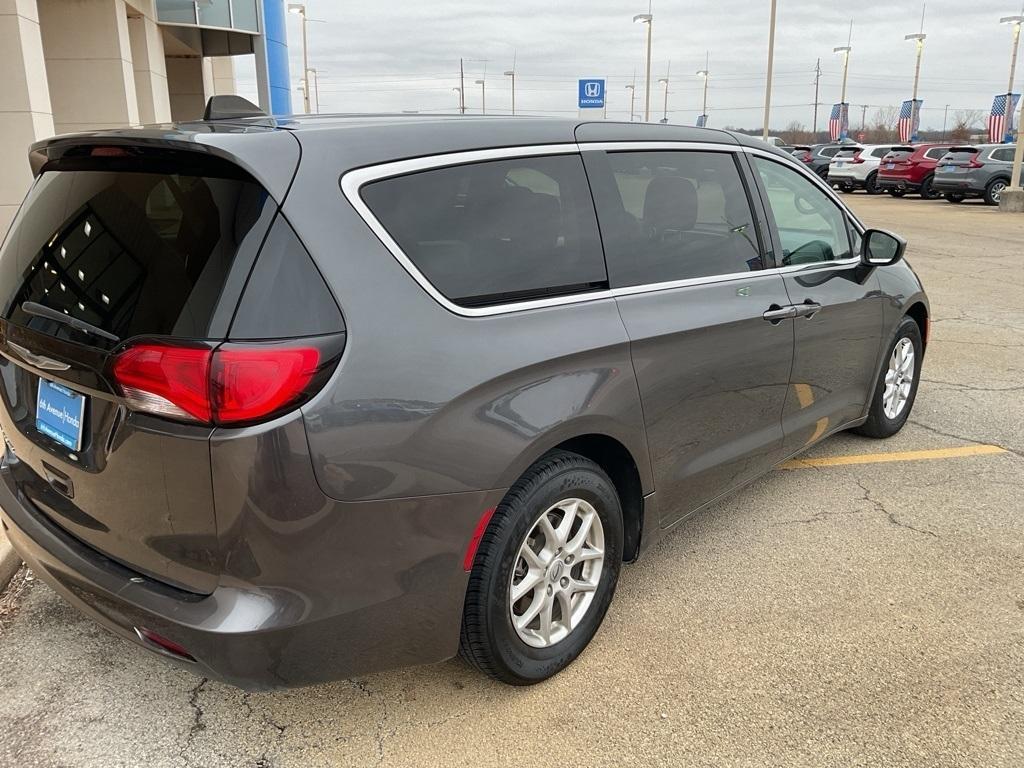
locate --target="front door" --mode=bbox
[584,147,794,526]
[747,155,883,454]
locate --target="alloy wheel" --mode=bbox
[883,337,915,419]
[509,498,605,649]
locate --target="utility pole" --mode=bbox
[459,58,466,114]
[861,104,868,133]
[813,58,821,138]
[762,0,777,140]
[942,103,949,141]
[658,61,671,123]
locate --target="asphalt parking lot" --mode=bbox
[1,193,1022,768]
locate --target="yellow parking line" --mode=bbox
[778,444,1008,470]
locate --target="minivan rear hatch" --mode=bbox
[0,133,296,593]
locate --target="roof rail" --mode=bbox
[203,95,266,121]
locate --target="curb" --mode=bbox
[0,530,21,593]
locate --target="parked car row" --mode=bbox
[789,142,1018,205]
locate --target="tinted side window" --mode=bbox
[990,148,1014,162]
[925,147,947,160]
[589,151,763,287]
[871,148,890,158]
[361,155,606,307]
[753,157,852,266]
[820,147,840,157]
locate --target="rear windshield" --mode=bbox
[943,148,979,161]
[886,147,915,160]
[0,166,272,344]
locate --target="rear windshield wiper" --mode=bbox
[21,301,120,343]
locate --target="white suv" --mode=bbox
[827,144,898,195]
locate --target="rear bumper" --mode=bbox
[931,175,984,194]
[828,171,866,187]
[877,175,921,192]
[0,441,505,689]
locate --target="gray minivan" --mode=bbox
[0,111,928,688]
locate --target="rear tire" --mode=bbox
[944,192,965,203]
[459,451,623,685]
[852,316,923,439]
[865,172,881,195]
[919,175,940,200]
[984,178,1008,206]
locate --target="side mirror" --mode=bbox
[861,229,906,267]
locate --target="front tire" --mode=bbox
[865,172,881,195]
[459,451,623,685]
[853,316,923,439]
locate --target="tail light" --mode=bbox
[967,156,985,169]
[112,340,338,426]
[801,151,813,163]
[851,152,866,164]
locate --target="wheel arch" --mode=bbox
[904,301,929,349]
[499,427,651,564]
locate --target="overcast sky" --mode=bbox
[235,0,1021,131]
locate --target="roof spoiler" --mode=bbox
[203,95,266,121]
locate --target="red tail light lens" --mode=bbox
[968,156,985,168]
[112,343,324,426]
[851,152,865,164]
[113,344,212,422]
[212,347,319,424]
[801,151,813,162]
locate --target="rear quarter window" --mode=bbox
[989,148,1014,162]
[359,154,607,307]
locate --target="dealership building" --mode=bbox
[1,0,293,238]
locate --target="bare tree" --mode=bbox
[780,120,809,144]
[951,109,985,141]
[867,105,899,142]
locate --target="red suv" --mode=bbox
[877,144,954,199]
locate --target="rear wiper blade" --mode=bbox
[21,301,120,343]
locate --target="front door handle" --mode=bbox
[794,300,822,319]
[763,304,797,324]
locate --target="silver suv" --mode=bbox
[933,144,1016,205]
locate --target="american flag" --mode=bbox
[989,93,1021,143]
[696,114,707,128]
[829,103,848,142]
[898,99,922,143]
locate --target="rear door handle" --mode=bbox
[794,301,822,319]
[762,304,797,324]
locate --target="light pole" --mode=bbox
[633,7,653,122]
[1005,10,1024,194]
[504,70,515,115]
[762,0,777,140]
[287,4,310,114]
[475,78,486,114]
[696,52,710,127]
[452,87,463,111]
[658,62,670,123]
[1001,12,1024,98]
[625,83,636,122]
[307,67,321,113]
[905,5,927,141]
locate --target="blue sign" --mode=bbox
[36,379,86,451]
[578,79,605,109]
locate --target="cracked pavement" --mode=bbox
[1,195,1022,767]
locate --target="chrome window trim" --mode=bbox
[340,142,862,318]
